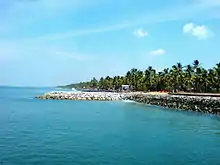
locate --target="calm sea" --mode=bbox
[1,87,220,165]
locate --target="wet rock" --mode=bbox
[125,93,220,115]
[36,91,124,102]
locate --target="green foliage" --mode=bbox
[61,60,220,93]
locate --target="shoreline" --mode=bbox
[36,91,220,115]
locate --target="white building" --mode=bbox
[121,85,130,91]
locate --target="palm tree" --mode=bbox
[192,60,201,92]
[163,68,169,75]
[126,71,132,86]
[161,68,169,91]
[148,67,156,91]
[103,76,112,90]
[90,77,98,88]
[156,71,165,91]
[214,62,220,92]
[207,69,215,92]
[99,77,104,90]
[130,68,138,90]
[148,66,153,71]
[68,60,220,93]
[170,62,183,92]
[184,64,193,91]
[194,67,203,92]
[200,68,208,92]
[135,70,144,91]
[193,60,200,70]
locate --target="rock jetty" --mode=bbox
[36,91,124,101]
[36,91,220,114]
[125,93,220,115]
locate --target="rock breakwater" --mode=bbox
[125,93,220,115]
[36,91,124,101]
[36,92,220,114]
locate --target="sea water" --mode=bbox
[0,86,220,165]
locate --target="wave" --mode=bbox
[53,87,79,92]
[122,100,136,103]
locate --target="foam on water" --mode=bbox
[122,99,136,103]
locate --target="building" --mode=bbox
[121,85,130,91]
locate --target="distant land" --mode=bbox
[59,60,220,93]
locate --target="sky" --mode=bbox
[0,0,220,86]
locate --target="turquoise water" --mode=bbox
[1,87,220,165]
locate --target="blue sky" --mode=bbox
[0,0,220,86]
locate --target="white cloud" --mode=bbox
[183,23,195,33]
[183,23,214,40]
[133,29,148,37]
[27,0,219,41]
[150,49,166,55]
[1,0,219,41]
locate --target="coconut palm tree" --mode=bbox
[99,77,104,90]
[192,60,201,92]
[184,64,193,91]
[214,62,220,92]
[66,60,220,94]
[136,70,144,91]
[200,68,208,92]
[193,60,200,70]
[125,71,132,86]
[170,62,183,92]
[90,77,98,88]
[148,67,156,91]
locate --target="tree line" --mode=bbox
[63,60,220,93]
